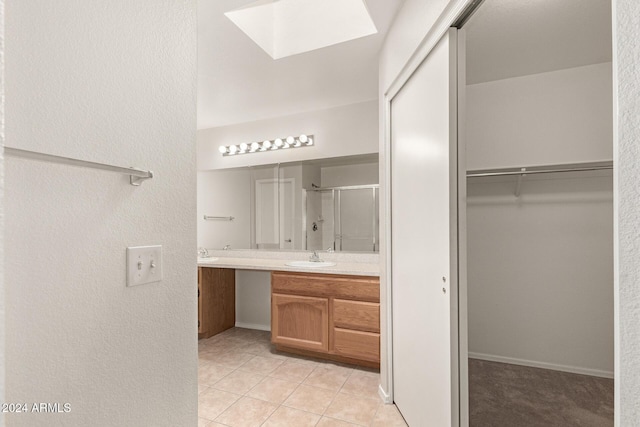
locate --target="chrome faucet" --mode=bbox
[198,247,209,258]
[223,245,231,250]
[309,250,322,262]
[326,247,335,253]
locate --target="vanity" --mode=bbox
[197,252,380,367]
[271,271,380,368]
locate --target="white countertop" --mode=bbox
[197,254,379,277]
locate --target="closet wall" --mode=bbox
[466,62,614,377]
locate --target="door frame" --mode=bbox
[381,0,478,425]
[254,177,295,249]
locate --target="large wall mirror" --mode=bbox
[198,154,379,253]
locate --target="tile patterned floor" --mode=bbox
[198,327,408,427]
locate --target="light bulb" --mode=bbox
[251,142,260,151]
[239,142,248,152]
[218,146,228,154]
[286,136,295,144]
[263,140,272,149]
[299,134,308,143]
[274,138,283,147]
[229,145,238,154]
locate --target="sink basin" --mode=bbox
[198,257,219,262]
[285,261,336,268]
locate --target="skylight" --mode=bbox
[225,0,378,60]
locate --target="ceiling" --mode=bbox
[198,0,403,130]
[465,0,612,85]
[198,0,612,129]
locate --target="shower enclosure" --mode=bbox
[306,185,379,252]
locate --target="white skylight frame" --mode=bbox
[225,0,378,59]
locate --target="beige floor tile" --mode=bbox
[198,384,209,395]
[246,376,299,404]
[318,361,356,375]
[235,341,270,355]
[212,350,255,369]
[198,388,241,421]
[199,346,233,361]
[278,354,320,367]
[282,384,337,415]
[256,344,290,360]
[324,392,381,426]
[238,355,284,375]
[212,369,265,394]
[303,366,350,392]
[316,417,360,427]
[198,362,234,387]
[215,396,278,427]
[352,366,381,377]
[262,406,321,427]
[197,417,211,427]
[371,404,408,426]
[340,371,381,400]
[269,360,315,383]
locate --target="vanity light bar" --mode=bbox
[218,134,314,156]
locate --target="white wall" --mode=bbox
[198,100,378,170]
[198,169,251,250]
[5,2,197,426]
[466,63,613,170]
[321,162,379,187]
[235,270,272,331]
[466,63,614,377]
[614,0,640,423]
[467,173,614,376]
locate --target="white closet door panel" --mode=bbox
[391,28,458,427]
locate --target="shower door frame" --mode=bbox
[306,184,379,252]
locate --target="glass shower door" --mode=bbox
[336,188,378,252]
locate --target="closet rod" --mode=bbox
[204,215,234,221]
[310,184,379,191]
[467,162,613,178]
[5,147,154,186]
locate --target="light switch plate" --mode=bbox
[127,245,163,286]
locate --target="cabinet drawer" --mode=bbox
[333,299,379,333]
[272,271,379,302]
[333,328,380,362]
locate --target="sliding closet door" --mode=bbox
[391,28,460,427]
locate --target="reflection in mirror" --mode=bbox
[198,154,379,253]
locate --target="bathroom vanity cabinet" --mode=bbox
[271,271,380,367]
[198,267,235,339]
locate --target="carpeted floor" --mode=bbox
[469,359,614,427]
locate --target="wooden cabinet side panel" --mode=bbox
[200,268,236,338]
[198,267,204,334]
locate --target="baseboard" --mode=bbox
[234,322,270,332]
[468,352,614,379]
[378,384,392,404]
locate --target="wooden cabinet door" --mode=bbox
[271,293,329,352]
